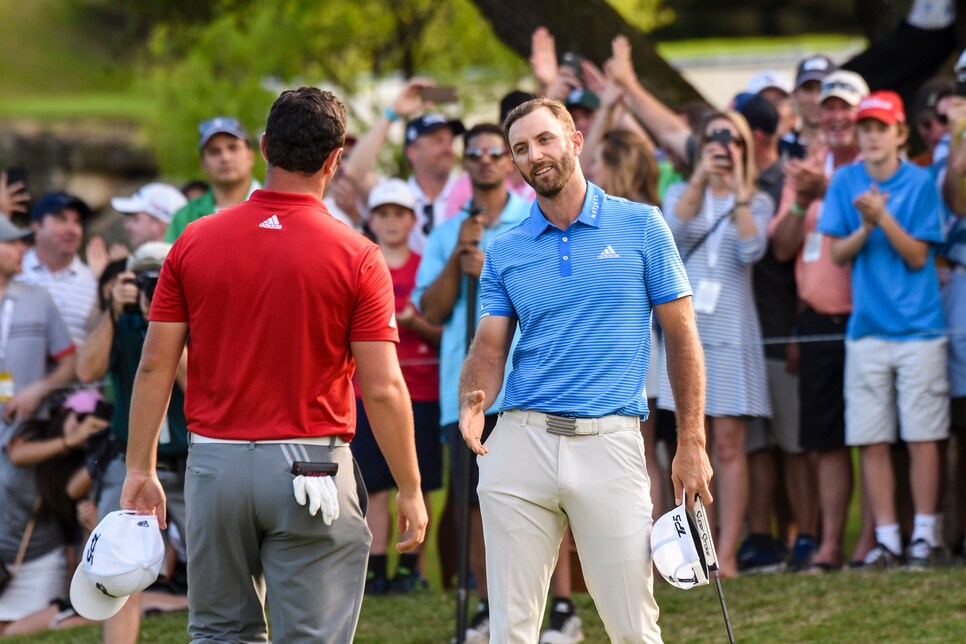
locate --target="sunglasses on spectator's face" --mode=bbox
[465,146,507,161]
[920,113,949,129]
[821,81,858,95]
[703,129,744,148]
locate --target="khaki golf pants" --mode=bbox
[478,410,662,644]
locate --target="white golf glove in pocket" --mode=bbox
[293,474,340,525]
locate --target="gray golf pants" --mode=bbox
[184,440,371,643]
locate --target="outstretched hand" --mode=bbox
[605,35,637,89]
[0,171,30,217]
[530,26,558,91]
[392,78,436,119]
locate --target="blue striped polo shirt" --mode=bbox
[480,181,691,418]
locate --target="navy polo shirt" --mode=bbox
[480,181,691,418]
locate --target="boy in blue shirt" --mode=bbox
[818,91,949,569]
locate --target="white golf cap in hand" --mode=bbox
[69,511,165,620]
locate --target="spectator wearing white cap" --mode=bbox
[352,178,442,596]
[413,123,530,641]
[769,70,875,572]
[342,79,466,254]
[748,70,796,140]
[111,183,187,249]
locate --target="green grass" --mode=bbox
[7,567,966,642]
[0,0,132,95]
[0,94,151,121]
[7,447,963,642]
[657,34,866,61]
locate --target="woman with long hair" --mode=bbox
[657,110,774,577]
[0,392,107,632]
[586,125,669,522]
[589,129,661,206]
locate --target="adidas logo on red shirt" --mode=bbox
[259,215,282,230]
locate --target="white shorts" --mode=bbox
[0,547,67,621]
[845,337,950,445]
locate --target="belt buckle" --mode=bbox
[545,414,577,437]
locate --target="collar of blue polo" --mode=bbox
[529,181,605,238]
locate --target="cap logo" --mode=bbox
[859,97,894,111]
[423,114,446,126]
[137,520,149,527]
[803,58,828,71]
[95,582,120,598]
[86,532,100,565]
[406,126,417,141]
[673,513,687,537]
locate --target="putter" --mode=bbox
[688,494,736,644]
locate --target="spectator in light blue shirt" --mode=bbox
[411,123,529,640]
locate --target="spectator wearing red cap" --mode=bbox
[818,91,949,569]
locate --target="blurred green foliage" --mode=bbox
[134,0,529,179]
[609,0,675,33]
[0,0,673,178]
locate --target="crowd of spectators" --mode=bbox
[0,0,964,640]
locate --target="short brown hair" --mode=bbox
[503,97,576,142]
[265,87,346,175]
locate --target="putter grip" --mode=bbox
[291,460,338,477]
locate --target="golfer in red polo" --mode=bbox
[120,87,427,643]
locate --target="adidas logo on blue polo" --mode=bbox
[597,244,620,259]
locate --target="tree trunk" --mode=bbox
[471,0,707,108]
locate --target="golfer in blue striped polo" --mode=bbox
[459,98,714,643]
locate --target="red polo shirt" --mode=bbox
[150,189,398,441]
